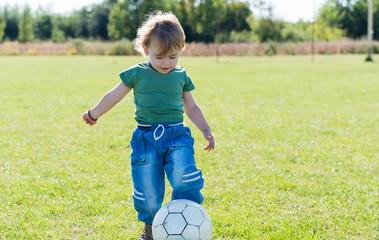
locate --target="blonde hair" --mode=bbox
[135,11,186,57]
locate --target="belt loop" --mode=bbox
[153,124,165,141]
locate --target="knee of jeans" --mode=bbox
[132,189,146,209]
[172,168,204,191]
[133,190,162,221]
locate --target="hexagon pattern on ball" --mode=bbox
[152,199,212,240]
[164,213,187,235]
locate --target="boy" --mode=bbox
[83,11,214,240]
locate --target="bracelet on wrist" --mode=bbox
[88,109,98,122]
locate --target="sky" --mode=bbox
[270,0,327,22]
[0,0,327,23]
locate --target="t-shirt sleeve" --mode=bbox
[119,66,137,89]
[183,71,196,92]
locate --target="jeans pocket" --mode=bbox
[130,129,146,165]
[171,127,195,150]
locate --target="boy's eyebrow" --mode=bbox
[154,52,179,57]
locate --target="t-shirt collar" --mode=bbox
[148,61,175,73]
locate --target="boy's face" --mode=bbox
[143,38,181,74]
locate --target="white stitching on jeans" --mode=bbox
[133,190,145,200]
[134,189,144,196]
[182,175,201,183]
[133,193,146,201]
[183,170,200,178]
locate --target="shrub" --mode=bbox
[227,30,253,43]
[108,39,134,55]
[6,48,19,55]
[373,44,379,54]
[52,27,66,43]
[94,46,106,55]
[280,42,296,55]
[265,41,277,56]
[67,48,78,55]
[70,39,87,55]
[28,49,38,55]
[1,39,378,56]
[358,44,367,54]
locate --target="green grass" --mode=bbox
[0,55,378,239]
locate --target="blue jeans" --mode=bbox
[130,123,204,225]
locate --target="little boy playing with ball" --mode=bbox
[83,11,214,240]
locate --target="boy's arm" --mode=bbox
[83,82,131,125]
[183,91,215,151]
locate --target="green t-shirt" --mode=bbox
[119,62,196,123]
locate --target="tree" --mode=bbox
[321,0,378,40]
[18,5,34,42]
[374,0,379,40]
[131,0,167,20]
[130,0,168,38]
[73,8,90,38]
[108,0,169,40]
[221,1,251,32]
[89,2,114,40]
[316,1,345,40]
[249,0,284,42]
[3,6,19,41]
[54,15,76,39]
[318,1,343,28]
[252,0,270,19]
[0,13,6,42]
[343,0,367,38]
[350,0,379,40]
[176,0,197,41]
[108,0,133,40]
[256,18,283,42]
[51,26,65,43]
[34,10,53,40]
[281,21,312,42]
[196,0,227,42]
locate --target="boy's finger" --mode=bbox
[203,144,214,151]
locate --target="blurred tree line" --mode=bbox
[0,0,378,44]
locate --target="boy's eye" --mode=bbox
[170,56,177,59]
[156,57,162,59]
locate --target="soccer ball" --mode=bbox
[152,199,212,240]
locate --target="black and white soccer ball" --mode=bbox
[152,199,212,240]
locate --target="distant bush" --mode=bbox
[28,49,38,55]
[70,39,87,55]
[0,40,378,56]
[67,47,78,55]
[52,27,66,43]
[265,41,277,56]
[373,44,379,54]
[108,39,134,55]
[96,46,106,55]
[280,42,296,55]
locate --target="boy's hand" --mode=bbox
[83,110,97,126]
[203,130,214,151]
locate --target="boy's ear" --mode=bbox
[181,44,186,52]
[142,44,149,56]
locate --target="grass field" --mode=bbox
[0,55,378,239]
